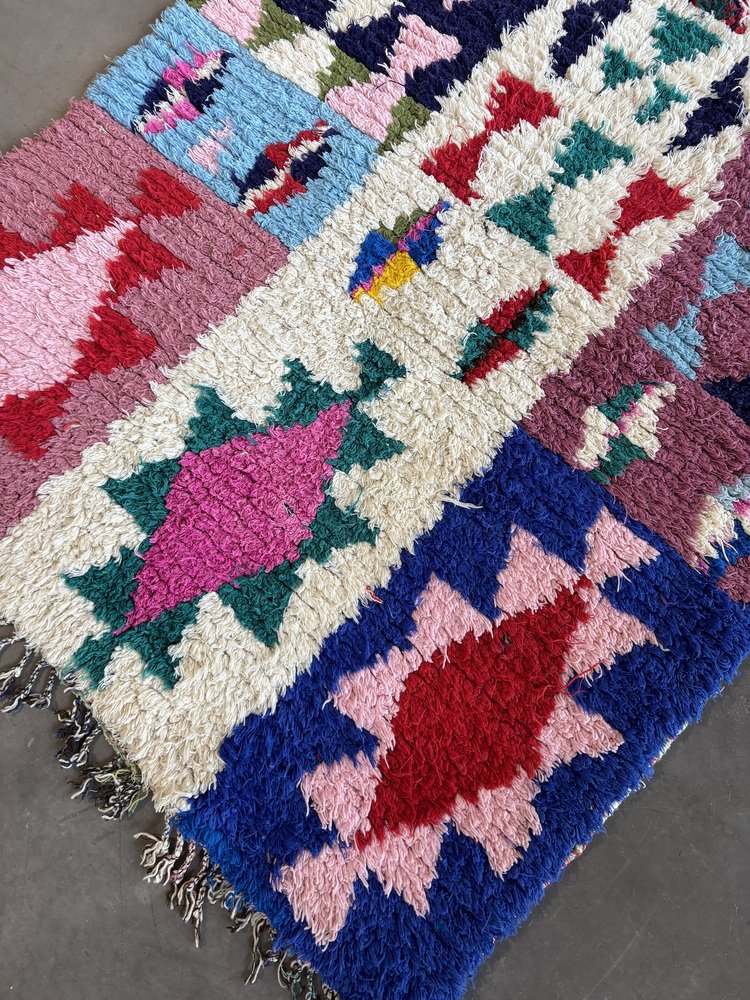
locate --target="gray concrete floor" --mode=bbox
[0,3,748,998]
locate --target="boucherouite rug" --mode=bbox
[2,0,750,996]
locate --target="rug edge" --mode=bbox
[0,615,340,999]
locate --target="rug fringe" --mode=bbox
[137,823,339,997]
[1,620,337,996]
[0,620,145,819]
[0,634,55,711]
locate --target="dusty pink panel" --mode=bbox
[0,100,288,534]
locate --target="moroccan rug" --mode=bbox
[1,1,749,997]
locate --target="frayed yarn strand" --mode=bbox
[71,754,147,820]
[135,823,338,995]
[170,851,212,946]
[137,825,212,946]
[278,956,339,1000]
[138,824,186,884]
[56,699,100,769]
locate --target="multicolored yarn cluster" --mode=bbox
[1,2,749,998]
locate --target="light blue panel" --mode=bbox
[87,0,378,248]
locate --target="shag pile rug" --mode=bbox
[2,1,749,997]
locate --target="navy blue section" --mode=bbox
[183,52,232,110]
[330,7,404,74]
[138,76,173,121]
[404,0,547,111]
[704,374,750,425]
[276,0,335,30]
[237,151,276,193]
[550,0,630,78]
[285,0,546,111]
[671,58,748,152]
[177,428,750,1000]
[293,143,330,183]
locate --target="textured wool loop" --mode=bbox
[1,1,750,998]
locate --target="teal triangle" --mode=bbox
[219,560,302,647]
[185,386,258,453]
[553,121,633,188]
[69,632,118,687]
[635,78,688,124]
[122,601,199,689]
[456,320,496,377]
[331,406,405,474]
[486,185,555,253]
[67,597,197,689]
[268,359,344,428]
[298,494,378,565]
[64,547,142,630]
[591,435,649,485]
[353,339,406,402]
[652,6,721,65]
[507,287,555,350]
[103,457,181,536]
[598,383,647,422]
[601,46,645,88]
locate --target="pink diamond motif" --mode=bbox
[119,401,351,630]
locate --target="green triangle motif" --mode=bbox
[455,286,555,378]
[486,185,555,253]
[103,457,181,536]
[123,602,198,688]
[352,339,407,402]
[69,633,118,687]
[298,494,378,565]
[250,0,304,50]
[185,385,259,452]
[590,435,649,485]
[652,6,721,65]
[268,359,345,427]
[332,406,405,474]
[598,383,647,423]
[375,207,433,245]
[635,78,688,124]
[553,121,633,188]
[457,321,497,377]
[219,560,302,648]
[588,383,657,486]
[317,44,370,98]
[601,46,645,88]
[64,341,406,687]
[65,548,143,631]
[379,95,431,154]
[506,287,554,351]
[69,601,197,689]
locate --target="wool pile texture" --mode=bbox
[1,1,750,997]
